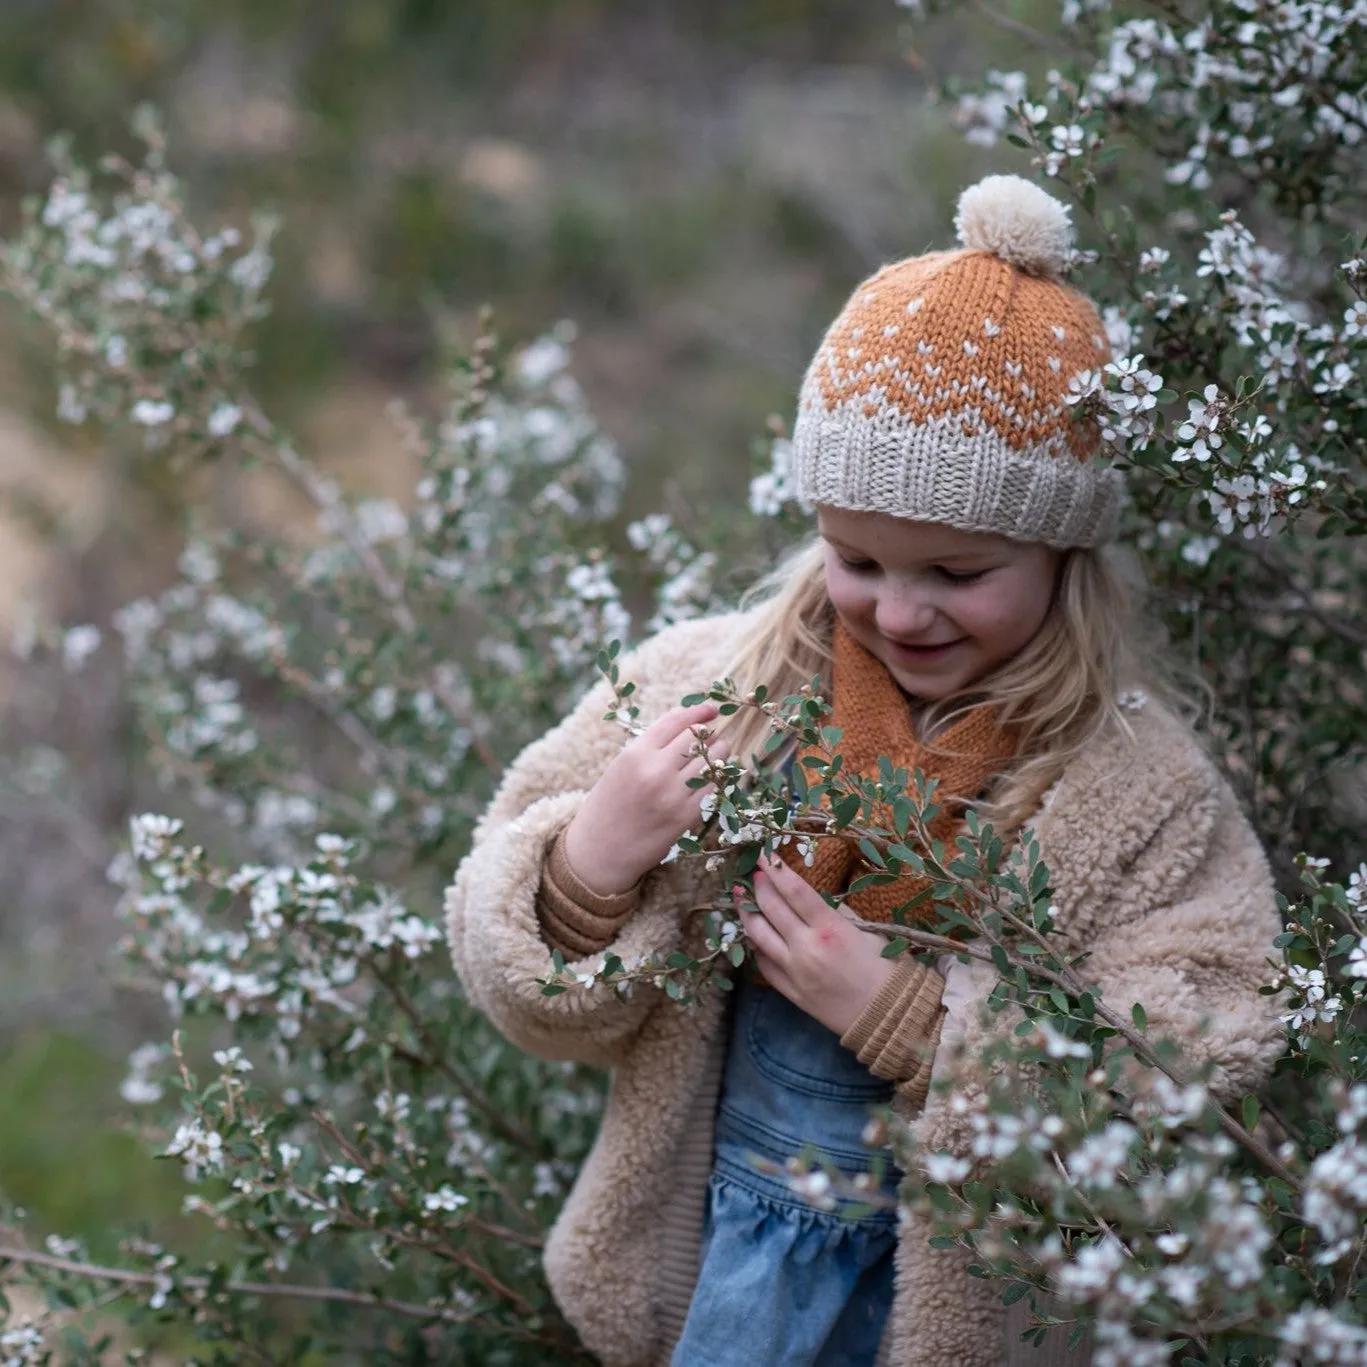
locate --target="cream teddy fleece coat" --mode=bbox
[444,609,1284,1367]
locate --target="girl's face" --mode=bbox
[819,507,1061,701]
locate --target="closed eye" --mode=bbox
[935,566,988,585]
[836,554,878,573]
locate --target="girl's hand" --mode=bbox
[561,702,729,897]
[738,854,897,1039]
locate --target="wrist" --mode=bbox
[562,817,643,899]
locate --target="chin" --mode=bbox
[882,663,965,701]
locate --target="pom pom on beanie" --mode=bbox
[953,174,1074,279]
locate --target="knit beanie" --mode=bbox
[792,175,1123,549]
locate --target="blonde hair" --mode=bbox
[717,532,1167,836]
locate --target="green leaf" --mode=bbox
[848,871,897,893]
[857,838,886,868]
[886,843,924,872]
[1001,1282,1030,1306]
[820,725,844,748]
[681,693,706,706]
[880,937,910,959]
[1029,862,1051,900]
[1131,1002,1147,1031]
[1242,1094,1260,1131]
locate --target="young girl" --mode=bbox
[445,175,1283,1367]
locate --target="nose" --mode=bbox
[874,585,940,641]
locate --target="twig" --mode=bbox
[967,1,1072,51]
[369,960,550,1161]
[1241,540,1367,649]
[242,403,503,777]
[0,1245,479,1327]
[1050,1153,1129,1252]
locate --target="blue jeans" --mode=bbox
[670,979,901,1367]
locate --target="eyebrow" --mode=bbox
[822,534,997,564]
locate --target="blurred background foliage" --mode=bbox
[0,0,1032,1323]
[0,0,1060,1334]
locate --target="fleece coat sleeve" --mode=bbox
[1035,703,1284,1104]
[443,613,742,1068]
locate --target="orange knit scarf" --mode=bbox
[775,619,1016,924]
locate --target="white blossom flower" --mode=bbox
[131,398,175,426]
[207,402,243,437]
[130,812,184,861]
[515,333,572,388]
[423,1185,470,1213]
[789,1169,837,1211]
[1346,864,1367,909]
[970,1110,1026,1161]
[61,623,102,672]
[179,539,220,584]
[922,1152,972,1184]
[324,1165,365,1185]
[56,382,88,425]
[119,1041,169,1106]
[1050,123,1087,158]
[1174,385,1225,462]
[164,1119,226,1182]
[1,1320,46,1366]
[953,69,1028,148]
[1066,1122,1137,1190]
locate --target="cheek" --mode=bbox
[823,565,876,626]
[958,576,1053,648]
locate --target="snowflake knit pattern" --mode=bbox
[776,618,1016,924]
[793,175,1125,548]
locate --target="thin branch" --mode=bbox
[0,1245,477,1327]
[368,959,550,1161]
[967,1,1073,52]
[242,403,503,777]
[1241,540,1367,649]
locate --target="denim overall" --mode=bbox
[669,976,902,1366]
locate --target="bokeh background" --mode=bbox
[0,0,1021,1294]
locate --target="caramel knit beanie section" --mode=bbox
[792,175,1124,549]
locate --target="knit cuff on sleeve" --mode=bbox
[841,958,947,1111]
[535,828,642,960]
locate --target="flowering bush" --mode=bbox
[2,0,1367,1357]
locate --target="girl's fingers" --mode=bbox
[751,869,805,940]
[739,904,790,968]
[756,856,827,927]
[751,950,799,1003]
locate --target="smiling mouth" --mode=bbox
[886,638,965,656]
